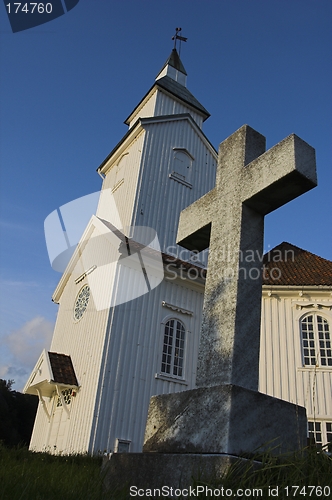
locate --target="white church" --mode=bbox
[24,48,332,455]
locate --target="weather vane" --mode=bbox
[172,27,187,54]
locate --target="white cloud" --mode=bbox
[0,316,54,391]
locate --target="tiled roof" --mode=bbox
[263,242,332,286]
[48,352,78,386]
[162,252,207,280]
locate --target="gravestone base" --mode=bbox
[103,386,306,493]
[143,384,307,456]
[103,453,261,493]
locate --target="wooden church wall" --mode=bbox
[127,92,157,129]
[88,274,204,453]
[133,118,216,259]
[30,224,124,453]
[96,131,145,231]
[259,290,332,422]
[154,91,204,128]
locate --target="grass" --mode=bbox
[0,443,331,499]
[0,443,106,500]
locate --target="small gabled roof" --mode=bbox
[23,350,78,397]
[263,242,332,286]
[156,76,210,119]
[48,352,78,387]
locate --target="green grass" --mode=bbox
[0,443,106,500]
[0,443,331,499]
[194,447,332,498]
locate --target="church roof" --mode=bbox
[23,350,78,397]
[263,242,332,286]
[48,352,78,387]
[124,76,210,125]
[124,49,210,126]
[156,76,210,119]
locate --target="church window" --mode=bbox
[308,421,322,448]
[115,439,131,453]
[300,314,332,367]
[112,153,128,192]
[56,389,72,407]
[308,421,332,452]
[161,319,185,377]
[169,148,194,188]
[326,423,332,453]
[74,285,90,321]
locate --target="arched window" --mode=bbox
[161,319,186,377]
[300,314,332,367]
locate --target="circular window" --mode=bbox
[74,285,90,321]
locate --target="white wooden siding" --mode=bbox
[259,291,332,423]
[30,224,121,453]
[132,118,216,262]
[154,90,204,128]
[128,91,158,129]
[127,88,204,130]
[89,273,204,453]
[96,132,144,231]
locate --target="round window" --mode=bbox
[74,285,90,321]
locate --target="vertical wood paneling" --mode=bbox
[128,92,157,128]
[259,291,332,432]
[89,274,204,453]
[96,132,144,231]
[132,118,216,262]
[154,91,204,128]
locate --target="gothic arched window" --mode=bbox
[161,319,186,377]
[300,314,332,367]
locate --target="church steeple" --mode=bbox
[155,48,187,87]
[124,48,210,129]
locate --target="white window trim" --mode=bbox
[114,438,131,453]
[157,317,188,383]
[300,312,332,368]
[308,420,332,452]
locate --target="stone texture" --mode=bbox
[177,125,317,391]
[143,384,307,456]
[103,453,260,492]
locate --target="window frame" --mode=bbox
[73,284,91,322]
[157,317,187,383]
[308,420,332,452]
[169,148,194,188]
[300,313,332,368]
[114,438,131,453]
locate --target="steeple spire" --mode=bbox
[156,48,187,86]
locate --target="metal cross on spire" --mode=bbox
[172,27,187,54]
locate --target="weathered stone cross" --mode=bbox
[177,125,317,392]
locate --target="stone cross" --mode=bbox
[177,125,317,392]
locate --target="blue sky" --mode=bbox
[0,0,331,389]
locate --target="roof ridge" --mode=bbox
[265,241,332,263]
[263,242,332,286]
